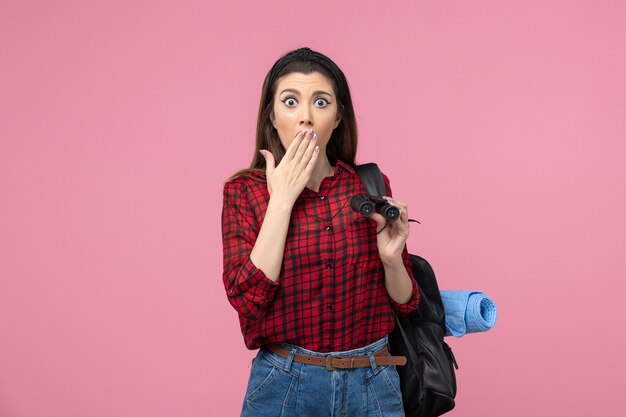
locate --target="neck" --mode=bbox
[306,153,335,192]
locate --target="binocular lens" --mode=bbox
[360,202,374,216]
[350,194,371,217]
[380,205,400,221]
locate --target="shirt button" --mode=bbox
[325,261,334,269]
[228,289,233,294]
[324,226,332,231]
[320,196,326,200]
[327,304,333,311]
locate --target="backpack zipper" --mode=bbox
[444,343,459,370]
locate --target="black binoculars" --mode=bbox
[350,194,400,222]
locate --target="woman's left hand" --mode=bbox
[370,196,410,264]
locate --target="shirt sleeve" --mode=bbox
[221,178,280,321]
[381,172,420,317]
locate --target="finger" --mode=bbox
[396,207,409,226]
[369,212,387,229]
[383,196,407,210]
[399,207,408,222]
[383,198,409,224]
[260,149,275,176]
[285,130,307,160]
[299,132,319,166]
[294,129,315,164]
[303,143,320,176]
[393,204,408,222]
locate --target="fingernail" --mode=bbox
[312,133,317,141]
[308,128,314,135]
[259,149,266,156]
[314,146,319,152]
[300,130,306,138]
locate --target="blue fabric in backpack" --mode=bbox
[440,290,497,337]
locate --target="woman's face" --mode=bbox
[270,71,341,154]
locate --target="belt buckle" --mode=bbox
[325,355,340,371]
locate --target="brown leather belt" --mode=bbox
[267,344,407,371]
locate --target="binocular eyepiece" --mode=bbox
[350,194,400,222]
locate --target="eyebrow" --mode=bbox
[279,88,333,98]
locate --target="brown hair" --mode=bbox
[225,47,358,183]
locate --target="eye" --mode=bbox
[315,98,330,107]
[281,97,298,107]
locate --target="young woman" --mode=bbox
[221,46,420,417]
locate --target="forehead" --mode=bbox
[275,72,335,95]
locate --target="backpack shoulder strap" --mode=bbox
[354,163,387,197]
[354,162,418,364]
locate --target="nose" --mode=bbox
[299,103,313,127]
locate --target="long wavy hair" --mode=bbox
[226,47,358,183]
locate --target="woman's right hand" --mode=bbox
[259,129,320,204]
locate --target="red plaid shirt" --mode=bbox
[221,160,419,352]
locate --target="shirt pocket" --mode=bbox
[346,215,379,262]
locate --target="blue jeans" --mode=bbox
[240,336,405,417]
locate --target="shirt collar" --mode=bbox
[334,159,355,176]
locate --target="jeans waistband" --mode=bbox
[276,336,389,358]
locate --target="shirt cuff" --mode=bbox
[389,276,419,317]
[228,255,281,304]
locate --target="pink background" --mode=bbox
[1,0,625,416]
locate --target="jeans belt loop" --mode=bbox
[367,351,378,372]
[284,349,296,372]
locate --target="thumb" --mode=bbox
[369,212,387,231]
[259,149,275,175]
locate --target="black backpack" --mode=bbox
[355,163,459,417]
